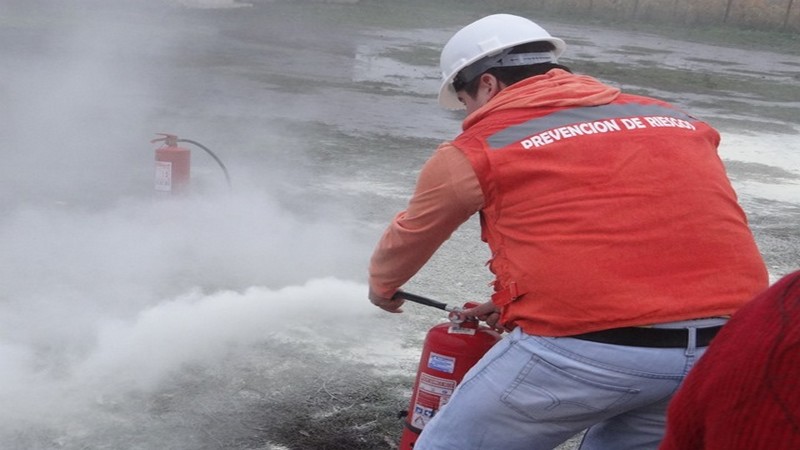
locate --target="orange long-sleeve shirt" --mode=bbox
[368,143,483,300]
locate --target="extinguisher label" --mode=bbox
[155,161,172,191]
[411,374,457,429]
[448,325,477,335]
[419,373,457,397]
[411,404,436,429]
[427,352,456,374]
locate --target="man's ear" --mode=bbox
[479,73,503,97]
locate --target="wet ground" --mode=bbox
[0,0,798,449]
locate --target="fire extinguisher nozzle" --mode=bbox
[392,291,450,311]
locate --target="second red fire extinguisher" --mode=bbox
[394,292,502,449]
[152,133,191,194]
[150,133,231,194]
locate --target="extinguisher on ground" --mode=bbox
[152,133,190,193]
[394,291,502,449]
[151,133,231,194]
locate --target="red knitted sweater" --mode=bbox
[660,270,800,449]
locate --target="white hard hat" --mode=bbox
[438,14,566,110]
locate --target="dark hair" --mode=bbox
[458,41,571,99]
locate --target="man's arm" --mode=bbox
[368,143,484,311]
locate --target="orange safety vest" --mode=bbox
[453,86,768,336]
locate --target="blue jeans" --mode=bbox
[413,326,708,450]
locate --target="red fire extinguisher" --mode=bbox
[152,133,191,194]
[394,292,502,449]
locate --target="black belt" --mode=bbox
[570,325,723,348]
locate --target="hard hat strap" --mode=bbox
[454,50,557,91]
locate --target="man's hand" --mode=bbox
[459,301,511,333]
[369,287,404,313]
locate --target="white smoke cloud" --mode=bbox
[0,185,389,437]
[0,276,378,424]
[76,278,370,390]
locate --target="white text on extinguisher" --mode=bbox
[155,161,173,191]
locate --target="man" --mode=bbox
[368,14,768,450]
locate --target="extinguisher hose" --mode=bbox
[392,291,458,312]
[177,138,232,188]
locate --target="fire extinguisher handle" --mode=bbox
[392,291,457,312]
[151,133,178,146]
